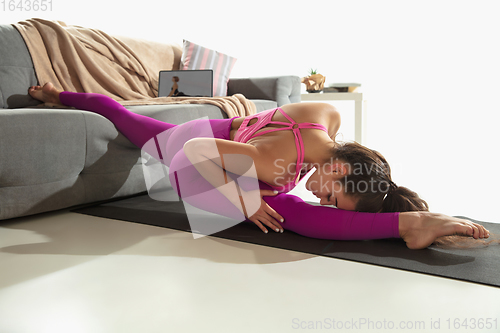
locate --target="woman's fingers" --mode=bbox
[459,219,489,239]
[260,189,279,196]
[252,214,283,233]
[260,190,285,223]
[263,202,284,224]
[260,201,284,232]
[264,215,284,233]
[483,225,491,238]
[247,190,285,234]
[250,217,279,234]
[251,219,269,234]
[470,222,489,239]
[470,223,481,239]
[249,209,284,233]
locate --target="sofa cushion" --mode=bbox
[0,25,40,109]
[0,108,146,220]
[181,40,237,97]
[227,76,301,107]
[0,109,87,219]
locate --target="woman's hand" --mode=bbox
[238,189,285,234]
[399,211,490,249]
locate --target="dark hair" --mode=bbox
[329,142,500,249]
[330,141,429,213]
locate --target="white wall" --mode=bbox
[4,0,500,222]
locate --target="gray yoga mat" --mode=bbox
[73,193,500,288]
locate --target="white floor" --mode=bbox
[1,208,499,333]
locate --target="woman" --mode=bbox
[167,76,179,97]
[28,83,490,249]
[167,76,186,97]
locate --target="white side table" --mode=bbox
[300,92,365,144]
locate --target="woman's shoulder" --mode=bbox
[280,102,340,125]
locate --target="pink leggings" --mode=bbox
[60,91,400,240]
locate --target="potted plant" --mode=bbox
[301,69,326,93]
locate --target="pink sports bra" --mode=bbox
[234,107,329,193]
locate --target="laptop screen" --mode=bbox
[158,70,213,98]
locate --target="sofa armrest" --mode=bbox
[227,76,301,107]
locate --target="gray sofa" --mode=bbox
[0,24,301,221]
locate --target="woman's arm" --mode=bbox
[182,137,262,202]
[262,191,489,249]
[182,137,285,233]
[262,191,400,240]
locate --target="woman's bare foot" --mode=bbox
[399,212,490,250]
[28,82,62,105]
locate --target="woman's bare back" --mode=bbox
[229,103,340,187]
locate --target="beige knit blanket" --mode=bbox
[13,18,255,118]
[120,95,256,118]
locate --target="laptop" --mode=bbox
[158,70,213,98]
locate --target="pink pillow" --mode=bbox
[181,40,237,97]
